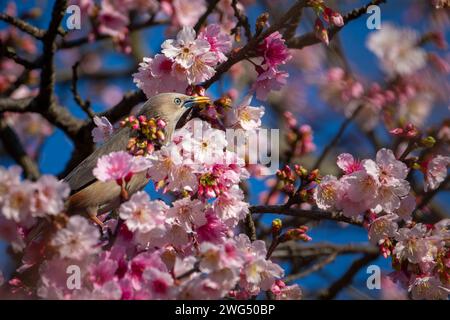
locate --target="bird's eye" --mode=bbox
[174,97,182,105]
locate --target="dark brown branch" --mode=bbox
[231,0,252,42]
[0,13,45,39]
[319,252,379,300]
[287,0,387,49]
[71,61,95,119]
[0,46,39,69]
[194,0,221,33]
[244,212,257,241]
[250,205,363,226]
[0,98,33,113]
[203,0,308,88]
[273,242,379,258]
[284,252,338,282]
[0,116,40,180]
[38,0,68,104]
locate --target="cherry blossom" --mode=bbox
[199,24,232,63]
[257,32,291,68]
[423,155,450,191]
[119,191,168,233]
[252,67,289,101]
[367,24,427,76]
[92,116,114,144]
[51,216,101,260]
[93,151,152,185]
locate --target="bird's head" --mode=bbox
[139,93,210,124]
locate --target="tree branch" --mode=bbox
[194,0,221,33]
[71,61,94,119]
[0,116,40,180]
[0,45,39,69]
[313,104,364,170]
[319,252,379,300]
[0,13,45,39]
[250,205,363,226]
[287,0,387,49]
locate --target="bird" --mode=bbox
[63,93,210,225]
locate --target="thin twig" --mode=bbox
[0,116,40,180]
[0,13,45,39]
[194,0,221,33]
[318,252,379,300]
[313,105,364,170]
[250,205,363,226]
[71,61,95,119]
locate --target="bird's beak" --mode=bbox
[183,96,211,108]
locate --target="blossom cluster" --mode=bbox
[0,100,303,299]
[251,32,292,100]
[311,150,449,299]
[368,218,449,300]
[0,166,70,251]
[313,149,447,218]
[133,25,232,97]
[36,230,298,300]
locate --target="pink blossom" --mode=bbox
[313,175,343,211]
[199,24,232,63]
[142,267,175,299]
[337,153,363,174]
[170,0,207,28]
[93,151,152,185]
[364,149,410,213]
[30,176,70,217]
[162,26,212,68]
[0,166,22,203]
[368,214,399,245]
[423,155,450,192]
[196,211,229,244]
[119,191,168,234]
[1,183,34,225]
[133,55,189,98]
[213,186,249,227]
[252,67,288,101]
[395,194,415,220]
[231,96,265,130]
[92,116,114,144]
[323,7,344,27]
[367,24,427,76]
[98,1,129,40]
[258,32,291,68]
[51,216,100,260]
[271,280,302,300]
[393,224,435,264]
[166,198,206,232]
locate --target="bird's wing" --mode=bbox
[64,126,131,193]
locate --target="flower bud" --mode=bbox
[419,136,436,148]
[272,219,282,237]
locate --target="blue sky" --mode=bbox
[1,0,449,299]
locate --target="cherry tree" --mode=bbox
[0,0,449,300]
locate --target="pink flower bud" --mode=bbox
[157,119,166,128]
[331,12,344,27]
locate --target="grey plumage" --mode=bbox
[63,93,210,221]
